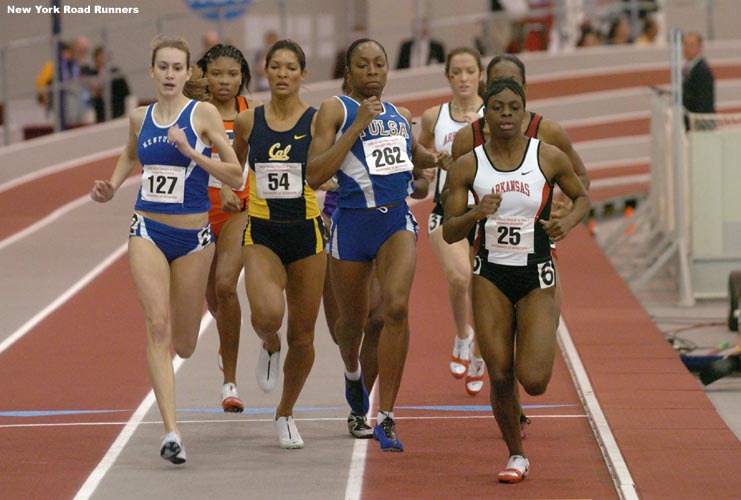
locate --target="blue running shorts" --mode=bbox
[329,201,418,262]
[129,213,213,263]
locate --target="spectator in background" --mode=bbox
[89,46,131,122]
[35,41,72,112]
[396,18,445,69]
[253,30,279,91]
[635,16,659,46]
[202,31,220,54]
[577,27,603,47]
[35,35,94,127]
[575,20,603,48]
[606,18,632,45]
[332,24,367,79]
[622,0,658,20]
[682,31,715,130]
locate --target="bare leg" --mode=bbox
[373,231,417,412]
[276,252,326,417]
[213,212,248,385]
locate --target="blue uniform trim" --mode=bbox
[335,96,414,209]
[129,213,213,263]
[135,99,211,214]
[328,202,418,262]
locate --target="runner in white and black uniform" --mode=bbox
[443,78,590,484]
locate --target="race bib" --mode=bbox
[254,162,303,199]
[141,164,185,203]
[363,136,413,175]
[484,216,534,254]
[208,152,248,191]
[208,152,223,188]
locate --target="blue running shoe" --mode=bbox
[373,417,404,452]
[344,375,369,416]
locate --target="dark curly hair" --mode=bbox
[197,43,251,93]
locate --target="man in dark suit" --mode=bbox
[682,32,715,130]
[396,19,445,69]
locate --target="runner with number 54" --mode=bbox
[443,78,589,483]
[232,39,326,450]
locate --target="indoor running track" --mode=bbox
[2,124,740,499]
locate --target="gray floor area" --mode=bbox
[82,274,363,500]
[594,213,741,441]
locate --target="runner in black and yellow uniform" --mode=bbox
[233,39,325,450]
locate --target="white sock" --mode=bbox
[377,411,393,425]
[345,366,362,381]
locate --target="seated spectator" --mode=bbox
[396,18,445,69]
[606,18,633,45]
[635,16,659,46]
[577,23,604,47]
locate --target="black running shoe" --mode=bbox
[347,412,373,439]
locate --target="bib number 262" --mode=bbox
[371,146,402,169]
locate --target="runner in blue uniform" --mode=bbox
[307,39,450,452]
[90,36,243,465]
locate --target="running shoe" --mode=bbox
[275,415,304,449]
[465,355,485,396]
[160,431,187,465]
[344,375,369,416]
[373,416,404,452]
[347,411,373,439]
[256,340,281,393]
[221,382,244,413]
[450,326,474,378]
[497,454,529,483]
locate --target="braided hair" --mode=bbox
[197,43,251,93]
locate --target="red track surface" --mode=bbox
[0,257,147,500]
[2,62,741,499]
[360,199,618,498]
[0,158,118,241]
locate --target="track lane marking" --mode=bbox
[557,318,639,500]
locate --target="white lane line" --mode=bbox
[0,177,138,252]
[557,317,639,500]
[0,412,587,430]
[344,385,376,500]
[0,243,128,356]
[0,147,122,194]
[73,313,214,500]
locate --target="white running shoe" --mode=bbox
[275,415,304,449]
[450,326,474,379]
[160,431,187,464]
[221,382,244,413]
[497,454,529,483]
[465,355,485,396]
[256,339,281,393]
